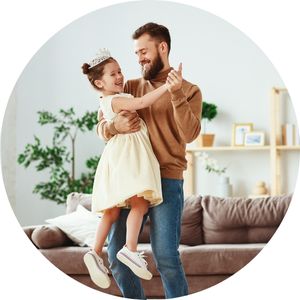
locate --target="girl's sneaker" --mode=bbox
[116,246,152,280]
[83,249,111,289]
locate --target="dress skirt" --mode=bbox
[92,119,163,213]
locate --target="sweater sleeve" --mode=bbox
[171,85,202,143]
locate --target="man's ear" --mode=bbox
[94,79,103,89]
[159,41,169,54]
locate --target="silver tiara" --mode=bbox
[88,48,111,69]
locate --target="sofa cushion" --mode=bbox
[31,225,73,249]
[202,194,292,244]
[66,192,92,214]
[180,243,264,275]
[180,195,203,245]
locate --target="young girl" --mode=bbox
[81,49,170,289]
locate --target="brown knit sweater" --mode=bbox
[98,67,202,179]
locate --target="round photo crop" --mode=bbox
[1,1,299,299]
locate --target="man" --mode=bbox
[97,22,202,299]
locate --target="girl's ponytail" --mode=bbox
[81,63,90,74]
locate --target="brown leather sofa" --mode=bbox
[23,193,291,299]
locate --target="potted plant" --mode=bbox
[17,108,100,205]
[198,101,218,147]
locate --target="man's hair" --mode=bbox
[132,22,171,54]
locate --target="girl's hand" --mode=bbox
[166,63,183,93]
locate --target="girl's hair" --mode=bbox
[81,57,116,90]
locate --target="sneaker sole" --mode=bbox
[116,252,152,280]
[83,253,111,289]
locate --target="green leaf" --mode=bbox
[202,102,218,121]
[38,111,58,125]
[17,107,100,205]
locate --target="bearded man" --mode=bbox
[97,22,202,299]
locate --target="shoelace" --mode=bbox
[137,251,148,267]
[91,251,109,273]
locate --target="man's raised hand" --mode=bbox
[166,63,183,93]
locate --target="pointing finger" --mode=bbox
[178,62,182,75]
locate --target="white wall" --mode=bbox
[1,1,299,226]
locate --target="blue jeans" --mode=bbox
[107,178,188,299]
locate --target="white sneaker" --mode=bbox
[83,250,111,289]
[116,246,152,280]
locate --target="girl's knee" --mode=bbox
[104,207,120,223]
[137,205,148,216]
[141,202,149,215]
[130,197,149,215]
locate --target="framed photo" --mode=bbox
[232,123,253,146]
[244,131,265,146]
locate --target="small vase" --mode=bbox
[216,175,233,197]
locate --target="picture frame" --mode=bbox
[244,131,265,146]
[232,123,253,146]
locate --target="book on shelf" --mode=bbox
[282,123,296,145]
[295,126,300,145]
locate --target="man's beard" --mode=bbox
[142,54,164,80]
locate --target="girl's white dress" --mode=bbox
[92,93,163,213]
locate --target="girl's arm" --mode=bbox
[111,83,168,113]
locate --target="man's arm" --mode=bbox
[171,87,202,143]
[96,109,141,141]
[167,66,202,143]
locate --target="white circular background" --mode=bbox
[0,1,299,299]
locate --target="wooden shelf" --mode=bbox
[187,146,271,152]
[276,145,300,151]
[183,87,299,197]
[186,145,300,152]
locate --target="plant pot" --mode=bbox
[197,134,215,147]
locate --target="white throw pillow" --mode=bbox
[46,205,100,247]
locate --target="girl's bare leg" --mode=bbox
[126,196,149,252]
[94,207,121,256]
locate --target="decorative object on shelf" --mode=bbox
[232,123,253,146]
[249,181,269,198]
[196,152,232,196]
[197,101,218,147]
[282,123,296,145]
[17,108,100,205]
[216,175,233,197]
[196,152,227,175]
[244,131,265,146]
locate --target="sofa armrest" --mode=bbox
[23,225,40,241]
[23,225,73,249]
